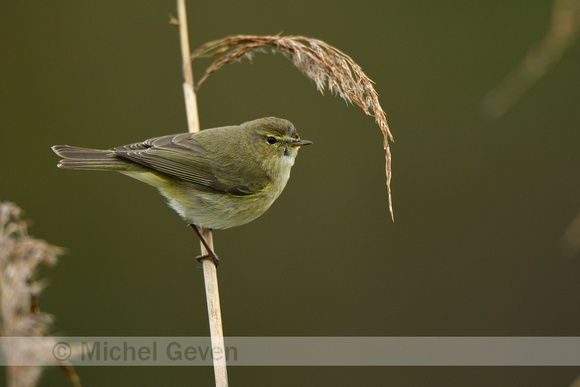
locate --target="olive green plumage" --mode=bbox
[52,117,311,229]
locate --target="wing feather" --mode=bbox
[113,133,260,196]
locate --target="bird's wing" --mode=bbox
[114,133,261,196]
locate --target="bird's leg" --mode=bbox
[189,224,219,267]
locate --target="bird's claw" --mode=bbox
[196,253,220,267]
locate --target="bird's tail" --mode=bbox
[52,145,130,171]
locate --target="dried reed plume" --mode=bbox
[192,35,395,220]
[0,201,80,387]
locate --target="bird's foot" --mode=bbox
[196,252,220,267]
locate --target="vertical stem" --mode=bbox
[177,0,199,133]
[176,1,228,386]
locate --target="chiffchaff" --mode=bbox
[52,117,311,264]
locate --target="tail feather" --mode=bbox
[52,145,130,171]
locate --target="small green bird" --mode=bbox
[52,117,311,264]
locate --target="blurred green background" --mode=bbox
[2,1,580,386]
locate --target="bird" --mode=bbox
[52,117,312,265]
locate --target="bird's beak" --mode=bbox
[288,139,313,147]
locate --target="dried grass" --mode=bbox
[0,201,80,387]
[192,35,395,220]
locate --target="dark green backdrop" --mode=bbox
[2,1,579,386]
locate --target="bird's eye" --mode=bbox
[267,136,277,144]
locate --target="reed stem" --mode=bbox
[176,1,228,385]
